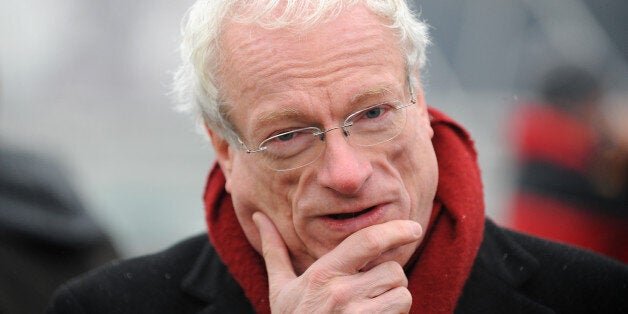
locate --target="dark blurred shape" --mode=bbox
[507,65,628,262]
[0,144,118,314]
[539,65,601,110]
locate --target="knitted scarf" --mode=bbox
[205,107,485,313]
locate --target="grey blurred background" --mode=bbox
[1,0,626,258]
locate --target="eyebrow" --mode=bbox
[255,107,305,129]
[350,85,394,105]
[252,85,397,132]
[251,107,309,139]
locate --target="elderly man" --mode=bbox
[48,0,627,313]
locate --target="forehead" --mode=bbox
[219,4,406,134]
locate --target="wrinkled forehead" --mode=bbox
[214,2,407,138]
[217,3,402,93]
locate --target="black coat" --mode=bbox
[47,219,628,313]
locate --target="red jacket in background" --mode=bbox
[508,103,627,262]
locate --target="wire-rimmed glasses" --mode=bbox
[238,96,416,171]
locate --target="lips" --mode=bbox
[318,203,389,234]
[327,206,377,220]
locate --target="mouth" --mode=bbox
[319,204,388,233]
[326,206,377,220]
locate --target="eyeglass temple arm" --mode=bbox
[238,138,267,154]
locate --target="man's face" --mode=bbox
[212,4,438,274]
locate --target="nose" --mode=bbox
[316,130,373,195]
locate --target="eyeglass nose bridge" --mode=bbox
[312,121,354,141]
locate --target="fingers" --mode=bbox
[355,261,408,298]
[323,261,409,309]
[252,212,297,288]
[359,286,412,314]
[318,220,422,275]
[252,215,419,313]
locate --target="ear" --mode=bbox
[411,74,434,139]
[206,124,235,191]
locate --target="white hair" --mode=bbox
[173,0,430,144]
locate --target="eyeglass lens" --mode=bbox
[259,101,409,171]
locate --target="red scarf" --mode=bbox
[205,107,485,313]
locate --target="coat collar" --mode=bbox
[455,219,553,314]
[180,240,256,313]
[176,221,558,313]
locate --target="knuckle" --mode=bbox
[328,281,352,305]
[360,230,384,254]
[304,266,330,287]
[397,287,412,303]
[382,287,412,313]
[385,262,407,286]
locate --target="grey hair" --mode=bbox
[173,0,430,144]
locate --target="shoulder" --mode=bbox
[47,234,210,314]
[457,219,628,314]
[494,221,627,286]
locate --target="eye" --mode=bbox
[261,127,319,148]
[260,127,320,159]
[364,107,384,119]
[276,132,296,142]
[350,103,393,122]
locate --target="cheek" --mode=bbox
[226,157,303,253]
[387,119,438,222]
[226,159,267,252]
[387,116,434,177]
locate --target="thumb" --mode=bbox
[252,211,297,289]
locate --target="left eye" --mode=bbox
[276,132,296,142]
[364,107,384,119]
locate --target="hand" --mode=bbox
[252,212,422,313]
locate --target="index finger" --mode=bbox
[317,220,422,275]
[252,211,297,288]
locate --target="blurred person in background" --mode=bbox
[507,65,628,262]
[0,88,118,313]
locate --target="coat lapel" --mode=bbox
[180,241,256,313]
[455,220,553,314]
